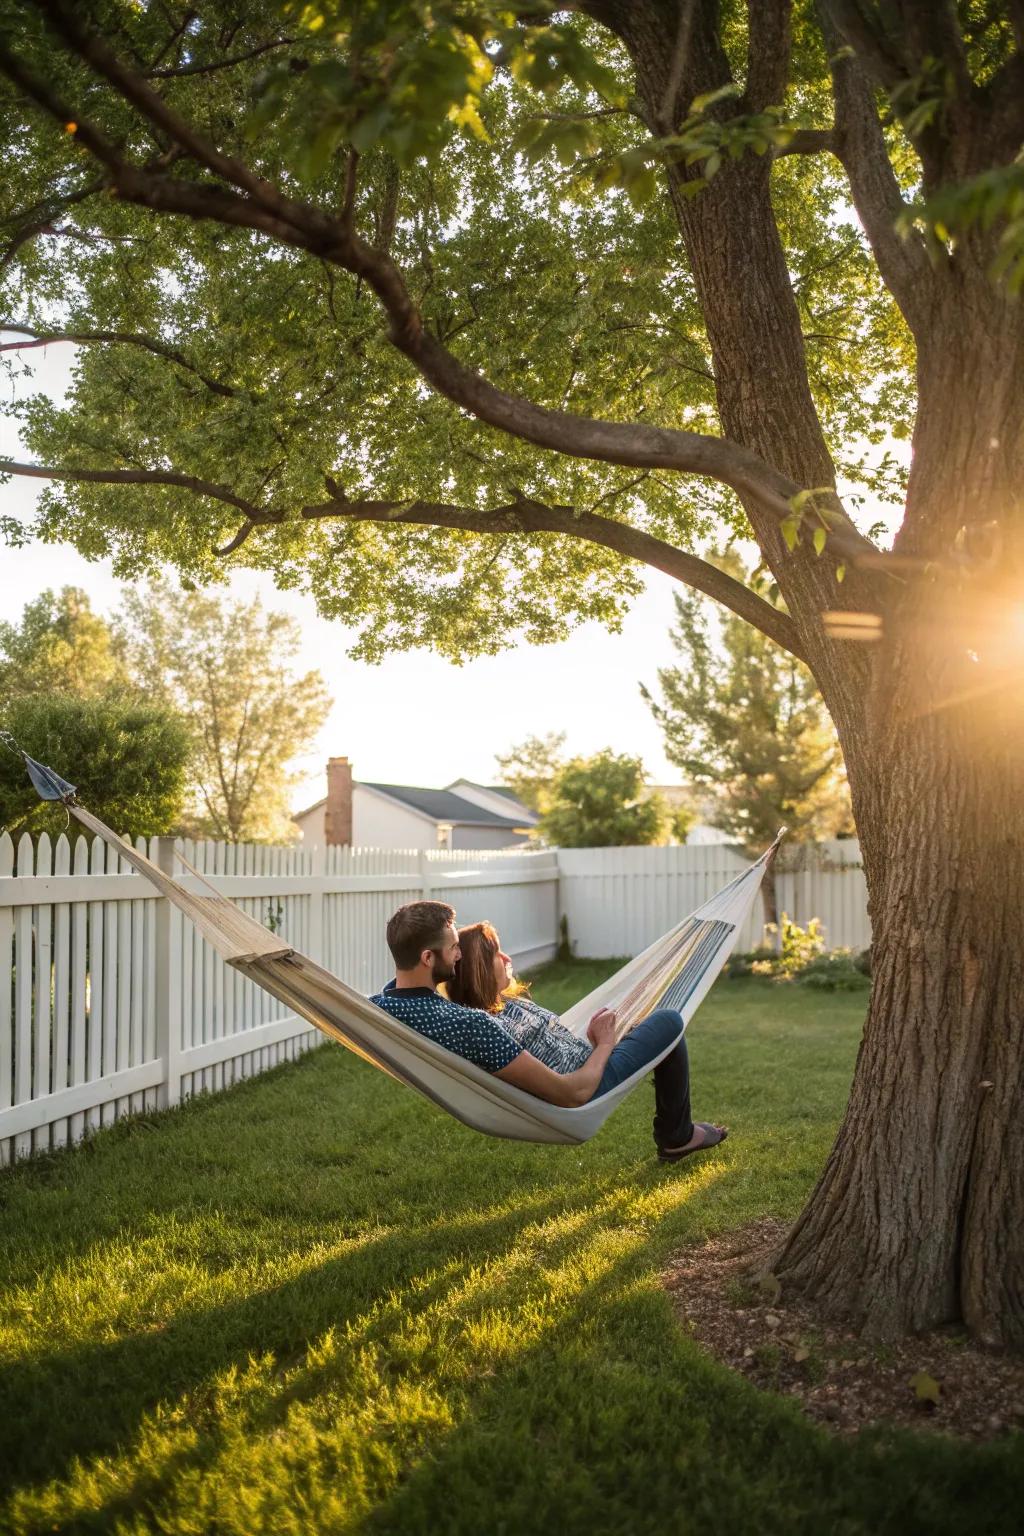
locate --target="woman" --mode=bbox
[447,921,727,1162]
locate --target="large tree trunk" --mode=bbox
[777,299,1024,1345]
[778,639,1024,1342]
[594,0,1024,1344]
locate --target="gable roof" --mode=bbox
[359,782,532,828]
[443,778,539,823]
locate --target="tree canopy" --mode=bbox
[494,731,567,815]
[0,0,921,663]
[116,581,332,843]
[0,586,130,698]
[539,747,666,847]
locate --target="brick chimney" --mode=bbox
[324,756,353,846]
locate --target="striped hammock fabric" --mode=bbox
[20,753,782,1145]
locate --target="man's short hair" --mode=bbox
[386,901,456,970]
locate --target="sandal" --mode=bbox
[657,1122,728,1163]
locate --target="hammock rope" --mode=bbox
[15,745,783,1144]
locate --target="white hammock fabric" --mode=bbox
[66,803,782,1145]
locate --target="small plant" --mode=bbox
[779,914,826,974]
[556,913,573,964]
[724,946,777,979]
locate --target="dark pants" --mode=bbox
[592,1008,693,1149]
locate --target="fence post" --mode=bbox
[309,842,326,964]
[154,838,183,1109]
[419,848,433,900]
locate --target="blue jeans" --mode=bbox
[592,1008,693,1149]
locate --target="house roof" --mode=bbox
[444,779,539,822]
[359,782,531,828]
[292,795,327,820]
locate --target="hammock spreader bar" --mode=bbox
[16,746,784,1144]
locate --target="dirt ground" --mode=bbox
[663,1219,1024,1442]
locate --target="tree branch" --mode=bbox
[819,1,935,333]
[746,0,791,112]
[0,458,267,520]
[147,36,295,79]
[32,0,327,238]
[0,177,105,271]
[822,0,910,91]
[0,324,243,397]
[655,0,696,132]
[299,493,810,659]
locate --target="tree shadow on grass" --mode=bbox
[3,1168,719,1534]
[13,1179,1022,1536]
[0,1179,609,1487]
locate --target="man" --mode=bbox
[369,901,726,1161]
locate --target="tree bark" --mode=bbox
[776,623,1024,1343]
[594,0,1024,1345]
[774,302,1024,1344]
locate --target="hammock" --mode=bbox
[16,748,783,1145]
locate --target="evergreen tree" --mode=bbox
[645,556,853,926]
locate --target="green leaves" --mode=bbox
[898,156,1024,293]
[781,487,836,557]
[248,4,622,174]
[538,748,667,848]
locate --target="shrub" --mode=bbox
[725,919,869,990]
[795,951,871,991]
[0,693,191,839]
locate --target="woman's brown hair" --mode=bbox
[447,921,529,1013]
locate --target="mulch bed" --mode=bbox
[663,1219,1024,1442]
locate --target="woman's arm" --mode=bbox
[494,1011,617,1107]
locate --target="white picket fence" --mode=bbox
[0,832,868,1165]
[558,840,870,958]
[0,833,559,1165]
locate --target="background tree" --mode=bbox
[1,2,1023,1344]
[0,587,130,699]
[644,555,853,927]
[540,749,666,848]
[494,731,567,814]
[116,582,331,843]
[0,693,190,838]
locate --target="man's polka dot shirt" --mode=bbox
[369,983,523,1074]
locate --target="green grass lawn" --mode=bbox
[1,968,1021,1535]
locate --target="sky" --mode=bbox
[0,343,689,810]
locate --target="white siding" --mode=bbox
[352,787,435,849]
[292,800,326,844]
